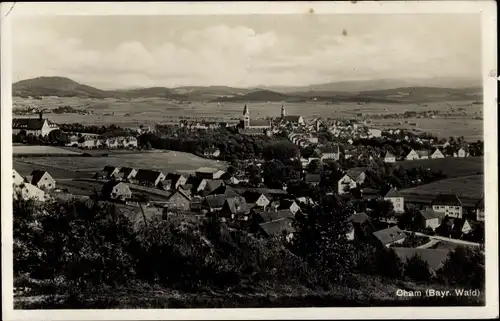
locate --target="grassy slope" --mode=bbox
[395,157,484,178]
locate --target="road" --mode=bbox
[405,230,482,247]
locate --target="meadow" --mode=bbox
[400,175,484,207]
[12,145,82,156]
[395,157,484,178]
[15,150,227,175]
[14,96,484,141]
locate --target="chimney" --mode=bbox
[39,111,43,120]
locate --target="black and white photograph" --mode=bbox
[1,2,497,319]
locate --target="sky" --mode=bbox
[12,14,482,89]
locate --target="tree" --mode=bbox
[404,254,432,281]
[77,136,85,144]
[436,246,484,288]
[306,159,321,174]
[367,199,394,222]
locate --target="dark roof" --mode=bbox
[101,181,130,196]
[209,184,238,197]
[233,187,288,196]
[393,248,451,272]
[204,195,226,209]
[347,212,371,225]
[103,166,120,174]
[419,209,443,220]
[135,169,164,183]
[119,167,136,177]
[278,199,298,210]
[281,115,302,123]
[305,173,321,183]
[383,187,402,198]
[168,189,191,201]
[166,173,183,180]
[224,196,250,215]
[242,191,270,204]
[204,179,224,193]
[346,167,367,179]
[372,226,406,245]
[254,209,294,223]
[259,218,295,237]
[30,170,51,185]
[432,194,462,206]
[249,119,271,127]
[12,118,50,130]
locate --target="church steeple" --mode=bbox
[243,104,249,116]
[242,104,250,129]
[281,105,286,118]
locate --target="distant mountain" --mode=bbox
[13,77,112,98]
[212,89,291,102]
[172,86,252,97]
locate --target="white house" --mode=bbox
[13,182,47,202]
[430,148,445,159]
[368,128,382,138]
[418,209,443,231]
[383,187,404,214]
[405,149,420,161]
[337,173,357,195]
[373,226,407,247]
[12,169,24,186]
[432,194,463,219]
[457,147,469,158]
[383,151,396,163]
[12,113,59,137]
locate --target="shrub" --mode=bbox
[404,254,432,281]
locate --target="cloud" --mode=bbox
[12,17,481,88]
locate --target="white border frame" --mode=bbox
[1,2,498,320]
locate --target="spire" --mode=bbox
[243,104,249,116]
[281,104,286,118]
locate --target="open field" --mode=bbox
[14,150,227,175]
[396,157,484,178]
[13,159,84,179]
[14,96,483,140]
[400,175,484,207]
[12,145,83,156]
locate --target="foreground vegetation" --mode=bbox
[14,195,485,309]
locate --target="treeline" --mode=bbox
[59,123,133,136]
[14,196,484,308]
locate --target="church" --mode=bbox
[239,104,305,135]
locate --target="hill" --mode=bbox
[211,89,291,102]
[13,77,112,99]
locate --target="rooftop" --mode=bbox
[372,226,406,245]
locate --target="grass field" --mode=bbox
[400,175,484,207]
[12,145,83,156]
[396,157,483,178]
[14,96,483,141]
[16,150,227,175]
[13,160,85,179]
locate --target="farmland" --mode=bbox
[395,157,484,178]
[13,159,82,179]
[13,96,483,141]
[400,175,484,207]
[12,145,83,156]
[14,150,227,175]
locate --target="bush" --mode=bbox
[404,254,432,281]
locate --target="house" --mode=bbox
[102,166,121,179]
[203,179,225,195]
[416,150,430,160]
[382,187,404,214]
[393,248,452,275]
[304,173,321,186]
[432,194,463,219]
[456,147,469,158]
[220,172,240,185]
[258,217,295,241]
[417,208,444,231]
[221,196,250,219]
[253,209,294,224]
[346,212,373,241]
[208,184,239,198]
[346,167,367,185]
[438,217,472,237]
[195,167,225,179]
[165,189,192,212]
[101,181,132,201]
[336,173,357,195]
[203,147,221,158]
[118,167,138,181]
[241,191,271,209]
[475,197,485,221]
[277,199,301,215]
[27,170,56,190]
[13,169,24,186]
[372,226,407,247]
[382,151,396,163]
[319,145,340,162]
[202,194,226,213]
[405,149,420,161]
[368,128,382,138]
[161,173,187,191]
[12,112,60,137]
[134,169,166,187]
[13,182,47,202]
[430,148,445,159]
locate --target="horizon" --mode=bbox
[13,14,482,90]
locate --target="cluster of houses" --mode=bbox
[65,134,139,149]
[12,169,56,202]
[12,112,60,137]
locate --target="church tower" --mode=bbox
[243,104,250,129]
[281,105,286,119]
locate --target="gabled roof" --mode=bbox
[372,226,406,245]
[259,218,295,237]
[432,194,462,206]
[103,166,120,173]
[101,181,130,196]
[224,196,250,215]
[30,170,52,186]
[204,194,226,209]
[383,187,402,198]
[476,197,484,210]
[204,179,224,193]
[254,209,294,223]
[135,169,164,183]
[347,212,371,225]
[278,199,299,210]
[249,119,272,127]
[12,118,51,130]
[168,189,191,201]
[119,167,136,177]
[346,167,367,179]
[281,115,302,123]
[242,190,270,204]
[209,184,238,197]
[383,151,395,158]
[419,208,443,220]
